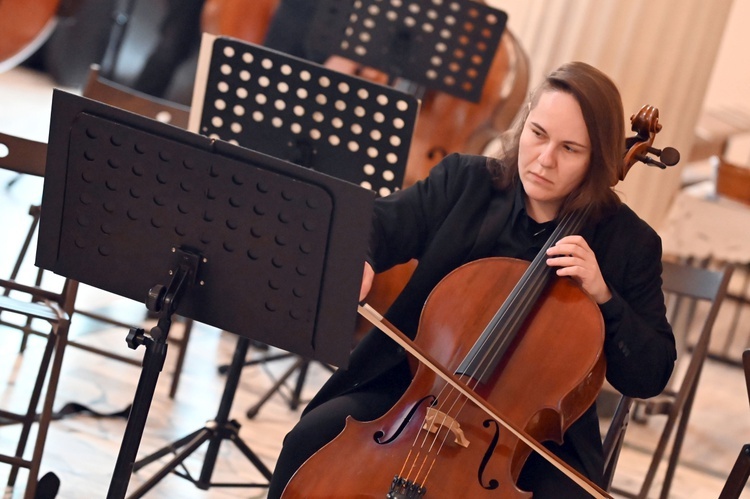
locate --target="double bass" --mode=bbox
[0,0,60,72]
[201,0,279,45]
[279,106,678,498]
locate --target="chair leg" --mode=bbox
[658,370,702,499]
[6,324,57,489]
[18,267,46,354]
[720,444,750,499]
[4,319,70,499]
[637,405,680,496]
[22,319,70,499]
[3,205,41,354]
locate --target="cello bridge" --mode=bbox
[422,407,470,448]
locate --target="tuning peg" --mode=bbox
[646,146,680,166]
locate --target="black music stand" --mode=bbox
[306,0,507,102]
[190,34,416,415]
[190,34,418,195]
[36,89,374,498]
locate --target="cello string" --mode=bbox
[406,210,590,488]
[395,210,584,486]
[466,208,590,384]
[414,211,590,472]
[411,384,474,486]
[397,372,472,486]
[392,207,592,490]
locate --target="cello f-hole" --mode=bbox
[479,419,501,490]
[376,394,435,445]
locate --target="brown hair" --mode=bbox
[489,61,624,221]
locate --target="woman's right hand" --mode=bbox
[359,262,375,302]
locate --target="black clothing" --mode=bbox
[269,153,676,498]
[131,0,204,98]
[262,0,326,63]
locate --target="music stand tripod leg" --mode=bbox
[218,350,293,375]
[195,335,273,487]
[128,334,272,498]
[246,357,306,418]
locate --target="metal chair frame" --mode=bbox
[606,259,733,498]
[0,269,79,498]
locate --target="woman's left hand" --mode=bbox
[546,235,612,304]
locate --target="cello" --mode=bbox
[279,105,678,498]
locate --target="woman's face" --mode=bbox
[518,90,591,222]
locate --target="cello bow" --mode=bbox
[357,303,613,499]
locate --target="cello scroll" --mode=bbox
[619,104,680,182]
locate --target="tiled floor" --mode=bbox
[2,66,750,498]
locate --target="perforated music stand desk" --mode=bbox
[306,0,507,102]
[190,34,418,197]
[36,89,374,497]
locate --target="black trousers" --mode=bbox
[267,385,402,499]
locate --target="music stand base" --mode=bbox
[244,356,334,418]
[128,419,271,497]
[126,336,272,498]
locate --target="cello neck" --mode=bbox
[455,207,590,382]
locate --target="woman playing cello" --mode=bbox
[268,61,676,498]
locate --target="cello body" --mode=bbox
[282,257,606,498]
[0,0,60,72]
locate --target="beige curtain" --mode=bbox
[486,0,734,227]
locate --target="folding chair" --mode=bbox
[82,64,190,129]
[1,62,195,398]
[611,259,733,498]
[0,132,80,497]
